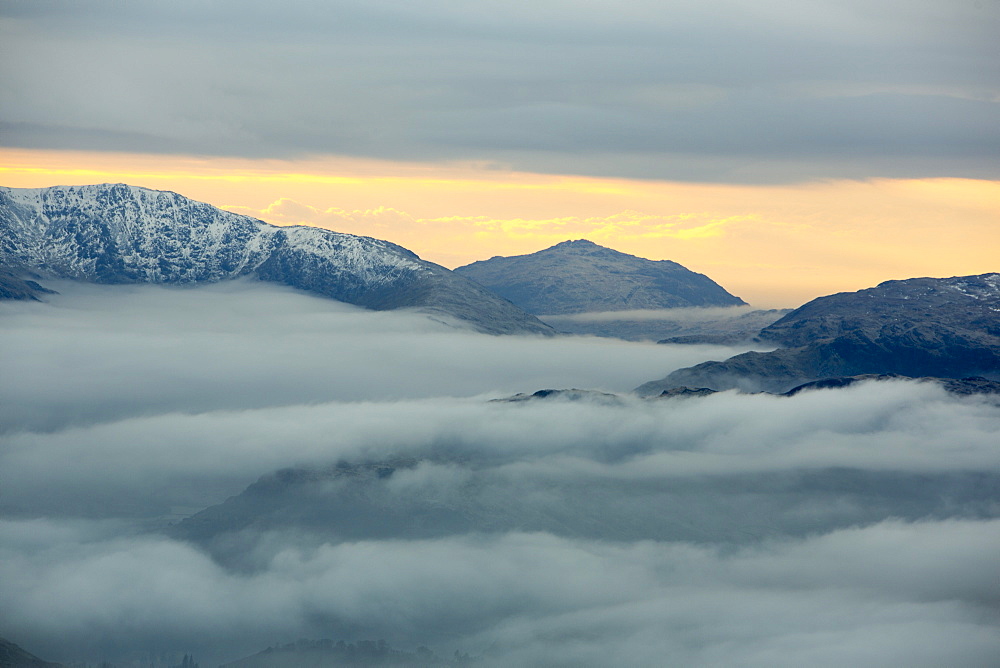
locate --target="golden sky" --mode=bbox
[2,148,998,308]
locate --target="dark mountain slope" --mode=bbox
[637,273,1000,394]
[760,274,1000,346]
[167,455,1000,572]
[0,636,63,668]
[454,239,745,315]
[0,267,55,300]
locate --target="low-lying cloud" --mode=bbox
[1,282,998,666]
[3,378,999,521]
[0,281,745,433]
[2,520,998,666]
[538,305,764,323]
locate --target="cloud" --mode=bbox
[1,281,998,665]
[231,198,420,235]
[2,0,998,181]
[0,280,744,432]
[540,305,765,322]
[227,198,765,259]
[2,520,998,666]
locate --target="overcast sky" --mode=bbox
[2,0,998,182]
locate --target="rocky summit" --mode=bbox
[637,273,1000,394]
[0,184,552,336]
[454,239,745,315]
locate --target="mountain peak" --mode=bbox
[548,239,625,255]
[552,238,600,248]
[455,241,745,315]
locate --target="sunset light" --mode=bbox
[3,148,998,307]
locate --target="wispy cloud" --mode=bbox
[227,198,758,246]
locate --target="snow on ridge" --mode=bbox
[279,224,422,282]
[0,184,423,286]
[872,273,1000,303]
[943,274,1000,301]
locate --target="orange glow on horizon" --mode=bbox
[2,148,998,309]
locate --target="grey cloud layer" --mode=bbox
[2,0,998,181]
[2,521,998,666]
[0,281,737,432]
[1,282,998,665]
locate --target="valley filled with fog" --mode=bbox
[2,282,999,667]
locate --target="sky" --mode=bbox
[1,0,998,306]
[2,283,999,666]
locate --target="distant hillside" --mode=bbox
[637,273,1000,394]
[0,268,54,301]
[0,636,62,668]
[166,451,998,565]
[454,240,746,315]
[220,639,456,667]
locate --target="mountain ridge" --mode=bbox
[0,184,552,335]
[637,273,1000,394]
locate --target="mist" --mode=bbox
[539,305,764,323]
[1,282,998,666]
[536,305,789,341]
[0,281,747,433]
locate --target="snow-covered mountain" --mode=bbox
[455,239,746,315]
[0,184,552,335]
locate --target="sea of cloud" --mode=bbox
[0,281,746,434]
[1,282,998,666]
[538,305,765,323]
